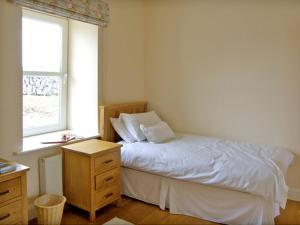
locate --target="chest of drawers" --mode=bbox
[0,160,29,225]
[62,139,121,222]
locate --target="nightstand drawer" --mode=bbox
[0,178,21,204]
[0,200,21,225]
[94,151,120,174]
[95,168,119,191]
[95,185,120,208]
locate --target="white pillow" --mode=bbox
[120,111,161,141]
[140,121,176,143]
[110,117,136,143]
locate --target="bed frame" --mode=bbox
[99,101,147,142]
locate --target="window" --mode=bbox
[22,10,68,137]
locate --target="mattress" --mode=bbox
[120,133,294,208]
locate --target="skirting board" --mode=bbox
[288,187,300,202]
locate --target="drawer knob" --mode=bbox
[105,176,113,182]
[104,159,113,164]
[105,193,113,198]
[0,190,10,196]
[0,213,10,221]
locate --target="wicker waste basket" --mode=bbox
[34,194,66,225]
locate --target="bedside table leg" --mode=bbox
[89,211,96,222]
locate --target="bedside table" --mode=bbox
[62,139,121,222]
[0,159,29,225]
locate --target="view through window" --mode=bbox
[22,10,68,136]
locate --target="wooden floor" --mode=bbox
[31,196,300,225]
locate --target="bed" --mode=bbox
[99,102,294,225]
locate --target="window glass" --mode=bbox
[22,10,67,137]
[22,17,63,72]
[23,75,61,130]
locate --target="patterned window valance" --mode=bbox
[11,0,109,27]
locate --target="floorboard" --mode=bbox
[30,196,300,224]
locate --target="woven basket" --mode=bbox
[34,194,66,225]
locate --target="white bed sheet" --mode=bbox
[121,167,279,225]
[121,134,294,208]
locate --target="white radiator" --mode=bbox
[39,154,63,195]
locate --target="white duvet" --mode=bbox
[121,134,294,208]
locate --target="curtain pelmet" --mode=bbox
[12,0,109,26]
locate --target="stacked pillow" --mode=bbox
[110,111,175,143]
[110,118,136,143]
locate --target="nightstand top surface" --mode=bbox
[62,139,121,155]
[0,158,30,180]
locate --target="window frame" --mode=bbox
[22,9,68,137]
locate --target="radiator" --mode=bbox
[39,154,63,195]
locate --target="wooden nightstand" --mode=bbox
[0,159,29,225]
[62,139,121,222]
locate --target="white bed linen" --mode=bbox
[121,134,294,208]
[121,167,279,225]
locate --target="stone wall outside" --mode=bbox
[23,76,59,96]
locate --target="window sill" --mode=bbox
[15,130,100,155]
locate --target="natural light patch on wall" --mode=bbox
[68,20,99,134]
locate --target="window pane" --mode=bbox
[22,18,63,72]
[23,75,61,130]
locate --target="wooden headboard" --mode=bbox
[99,101,147,142]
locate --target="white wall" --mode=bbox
[68,20,99,134]
[0,0,23,158]
[145,0,300,190]
[102,0,145,104]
